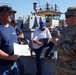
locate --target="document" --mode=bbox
[13,43,31,56]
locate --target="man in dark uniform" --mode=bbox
[11,20,24,44]
[57,6,76,75]
[0,5,19,75]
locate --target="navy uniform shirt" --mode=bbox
[0,24,18,65]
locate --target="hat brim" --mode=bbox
[8,10,17,13]
[40,26,46,28]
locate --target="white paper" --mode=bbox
[13,43,31,56]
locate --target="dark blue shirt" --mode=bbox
[0,24,18,65]
[16,28,22,36]
[16,28,23,44]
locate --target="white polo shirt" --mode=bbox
[32,28,52,49]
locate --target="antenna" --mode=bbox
[45,0,50,4]
[36,0,41,8]
[45,0,50,10]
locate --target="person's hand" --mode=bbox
[51,38,58,46]
[9,55,19,61]
[33,40,43,46]
[48,38,58,46]
[37,42,43,46]
[47,38,51,43]
[53,40,58,46]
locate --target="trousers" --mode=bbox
[0,62,19,75]
[34,41,54,74]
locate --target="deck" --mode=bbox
[18,55,57,75]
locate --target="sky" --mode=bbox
[0,0,76,19]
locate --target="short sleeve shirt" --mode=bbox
[15,28,23,43]
[32,28,52,49]
[0,24,18,65]
[16,28,23,36]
